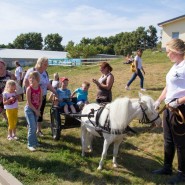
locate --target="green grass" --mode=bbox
[0,50,179,185]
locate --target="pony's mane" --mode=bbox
[108,94,155,131]
[109,97,131,130]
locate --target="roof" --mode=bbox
[158,14,185,27]
[0,48,68,59]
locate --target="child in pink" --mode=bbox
[24,71,42,152]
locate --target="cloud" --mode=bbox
[0,1,184,45]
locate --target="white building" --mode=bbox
[158,14,185,49]
[0,48,68,67]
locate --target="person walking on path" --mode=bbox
[152,38,185,185]
[125,49,146,91]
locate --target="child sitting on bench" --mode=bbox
[71,81,90,110]
[54,77,76,114]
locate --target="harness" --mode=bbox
[139,105,160,124]
[87,104,160,137]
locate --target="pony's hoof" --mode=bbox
[88,149,93,153]
[81,153,85,157]
[113,163,118,168]
[97,166,102,170]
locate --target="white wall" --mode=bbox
[161,18,185,48]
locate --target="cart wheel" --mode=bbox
[50,108,61,140]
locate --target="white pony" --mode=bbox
[81,93,161,170]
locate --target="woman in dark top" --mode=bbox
[93,62,114,103]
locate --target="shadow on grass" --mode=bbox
[146,87,164,91]
[116,142,169,185]
[0,153,130,185]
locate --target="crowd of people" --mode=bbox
[0,57,114,152]
[1,38,185,184]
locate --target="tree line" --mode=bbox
[0,25,158,58]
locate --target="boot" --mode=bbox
[152,164,172,175]
[167,172,185,185]
[152,145,175,175]
[167,148,185,184]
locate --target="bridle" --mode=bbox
[139,105,160,124]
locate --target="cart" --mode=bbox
[50,97,94,140]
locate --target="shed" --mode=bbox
[158,14,185,49]
[0,48,68,67]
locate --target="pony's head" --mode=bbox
[138,93,162,127]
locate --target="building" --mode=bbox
[0,48,120,68]
[0,48,68,68]
[158,14,185,49]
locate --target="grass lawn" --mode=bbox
[0,50,179,185]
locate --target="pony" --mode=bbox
[81,93,162,170]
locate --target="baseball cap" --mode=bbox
[60,77,69,82]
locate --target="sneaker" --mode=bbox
[12,136,18,140]
[7,136,13,141]
[37,131,44,137]
[27,146,36,152]
[125,86,130,90]
[141,88,146,91]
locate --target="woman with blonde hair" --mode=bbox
[23,57,56,136]
[153,38,185,184]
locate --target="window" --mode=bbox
[172,32,179,39]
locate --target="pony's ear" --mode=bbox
[138,92,143,102]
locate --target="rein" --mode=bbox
[139,105,160,124]
[158,104,185,136]
[159,104,185,124]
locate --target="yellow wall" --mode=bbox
[161,18,185,48]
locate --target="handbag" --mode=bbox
[130,62,136,72]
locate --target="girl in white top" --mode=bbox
[3,80,20,140]
[48,73,60,101]
[153,39,185,184]
[125,49,146,91]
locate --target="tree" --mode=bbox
[44,33,64,51]
[80,37,92,45]
[0,43,14,49]
[147,25,158,48]
[13,32,43,50]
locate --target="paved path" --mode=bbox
[0,165,22,185]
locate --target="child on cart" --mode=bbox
[54,77,76,114]
[71,81,90,110]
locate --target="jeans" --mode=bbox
[24,105,38,147]
[127,69,144,88]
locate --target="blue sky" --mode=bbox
[0,0,185,46]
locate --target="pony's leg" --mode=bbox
[97,139,111,170]
[81,125,87,157]
[87,132,93,152]
[113,138,123,168]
